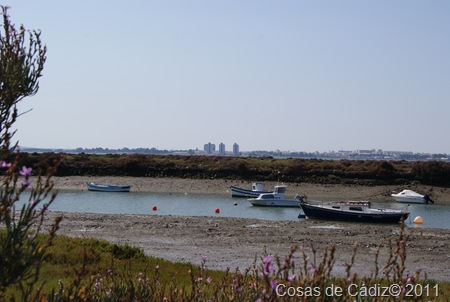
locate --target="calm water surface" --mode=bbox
[18,190,450,230]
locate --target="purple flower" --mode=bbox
[20,166,32,176]
[21,179,32,188]
[94,277,102,291]
[1,160,11,168]
[206,277,212,284]
[270,279,279,290]
[263,256,272,264]
[263,256,274,276]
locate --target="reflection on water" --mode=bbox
[15,190,450,229]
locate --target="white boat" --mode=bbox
[86,182,131,192]
[391,190,433,204]
[299,200,410,223]
[230,182,272,198]
[247,185,301,207]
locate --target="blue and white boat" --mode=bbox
[86,182,131,192]
[230,182,272,198]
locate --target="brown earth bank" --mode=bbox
[36,176,450,281]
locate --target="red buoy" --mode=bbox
[152,206,157,211]
[215,208,220,214]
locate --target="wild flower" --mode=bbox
[0,160,11,168]
[21,178,32,188]
[269,279,278,290]
[19,165,32,176]
[262,256,274,276]
[94,277,102,291]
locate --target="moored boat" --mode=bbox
[299,199,409,223]
[86,182,131,192]
[230,182,272,198]
[247,185,301,207]
[391,190,433,204]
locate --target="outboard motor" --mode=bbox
[424,194,434,204]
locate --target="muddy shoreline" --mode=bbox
[39,176,450,281]
[47,176,450,204]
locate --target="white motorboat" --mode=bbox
[247,185,301,207]
[391,190,433,204]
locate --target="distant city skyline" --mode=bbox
[21,144,448,158]
[8,1,450,154]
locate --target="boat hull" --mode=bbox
[299,203,409,223]
[391,196,427,204]
[230,186,271,198]
[86,182,131,192]
[248,199,300,207]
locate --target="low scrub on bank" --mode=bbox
[2,224,449,301]
[14,152,450,187]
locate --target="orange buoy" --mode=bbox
[215,208,220,214]
[413,216,423,224]
[152,205,157,211]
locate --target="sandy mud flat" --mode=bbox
[36,176,450,281]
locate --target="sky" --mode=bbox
[5,1,450,153]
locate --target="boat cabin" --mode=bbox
[329,201,371,212]
[257,185,287,200]
[252,182,265,191]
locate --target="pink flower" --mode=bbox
[1,160,11,168]
[20,166,32,176]
[270,279,278,290]
[21,179,32,188]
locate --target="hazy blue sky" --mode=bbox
[6,1,450,153]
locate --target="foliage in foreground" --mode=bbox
[0,4,61,301]
[2,223,449,301]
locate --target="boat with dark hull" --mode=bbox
[86,182,131,192]
[230,182,272,198]
[299,200,409,223]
